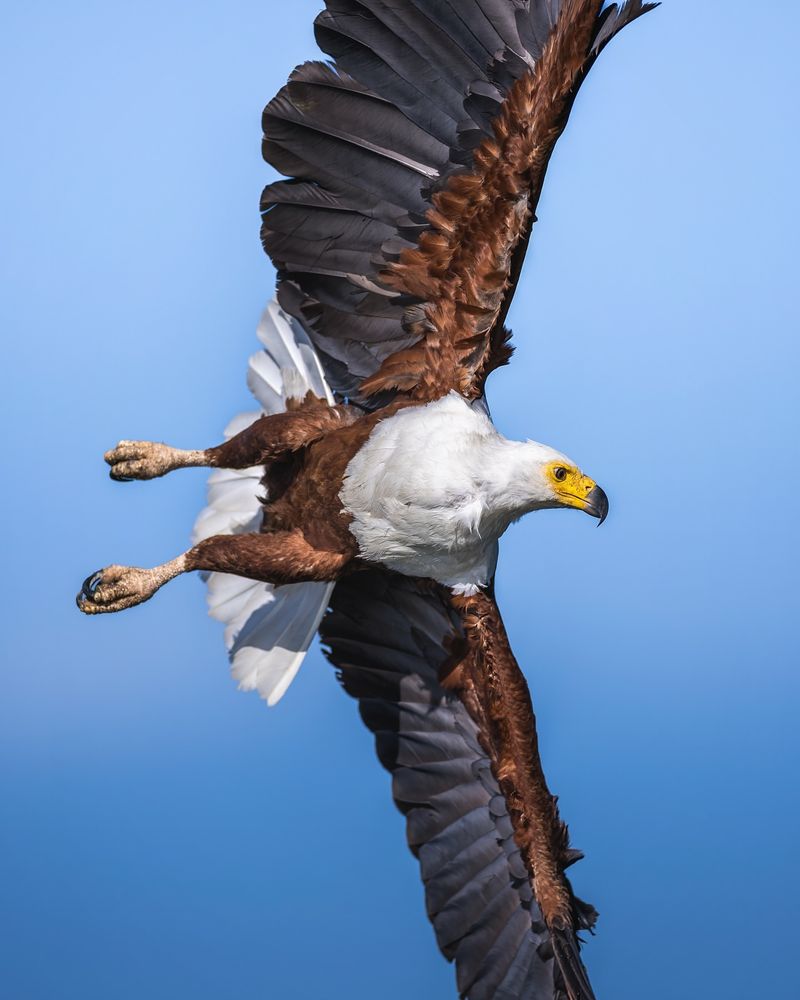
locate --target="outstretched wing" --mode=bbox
[321,569,597,1000]
[262,0,656,407]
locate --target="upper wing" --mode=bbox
[321,569,597,1000]
[262,0,657,407]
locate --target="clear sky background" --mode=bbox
[2,2,798,998]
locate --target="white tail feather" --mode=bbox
[193,301,335,707]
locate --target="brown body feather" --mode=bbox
[193,392,419,568]
[259,397,415,554]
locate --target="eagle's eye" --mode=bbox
[553,467,568,482]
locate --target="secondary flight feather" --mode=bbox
[77,2,658,997]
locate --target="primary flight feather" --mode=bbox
[77,2,658,997]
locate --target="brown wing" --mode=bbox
[450,586,598,1000]
[321,569,598,1000]
[262,0,657,407]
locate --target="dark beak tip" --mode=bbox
[588,486,609,526]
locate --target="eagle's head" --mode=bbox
[519,443,609,525]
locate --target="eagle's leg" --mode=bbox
[77,529,349,616]
[104,440,207,482]
[104,401,355,481]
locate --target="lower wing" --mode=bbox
[321,568,597,1000]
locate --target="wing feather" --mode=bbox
[321,569,596,999]
[261,0,658,406]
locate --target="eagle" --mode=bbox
[77,2,658,997]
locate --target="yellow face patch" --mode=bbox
[545,461,600,513]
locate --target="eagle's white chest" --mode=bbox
[339,394,512,593]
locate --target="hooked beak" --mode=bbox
[585,485,609,526]
[556,475,610,525]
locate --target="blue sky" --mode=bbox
[1,2,798,998]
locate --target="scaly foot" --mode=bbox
[104,441,204,481]
[76,557,186,615]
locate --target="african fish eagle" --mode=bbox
[77,2,659,997]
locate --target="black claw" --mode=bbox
[110,471,133,483]
[81,571,103,601]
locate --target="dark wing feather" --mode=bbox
[320,569,596,1000]
[262,0,658,406]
